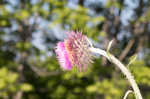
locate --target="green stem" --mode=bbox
[90,47,143,99]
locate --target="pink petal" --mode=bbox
[55,42,72,70]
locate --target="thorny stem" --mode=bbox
[90,47,143,99]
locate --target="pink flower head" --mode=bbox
[55,31,93,71]
[55,42,72,70]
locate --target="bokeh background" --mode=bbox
[0,0,150,99]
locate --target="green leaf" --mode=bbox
[127,54,137,67]
[7,73,18,83]
[0,79,6,89]
[86,85,97,93]
[20,83,33,92]
[0,20,7,26]
[0,68,8,78]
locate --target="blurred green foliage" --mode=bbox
[0,0,150,99]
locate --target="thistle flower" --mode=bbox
[55,42,72,70]
[55,31,93,71]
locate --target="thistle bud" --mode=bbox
[55,31,93,71]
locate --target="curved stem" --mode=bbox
[90,47,143,99]
[123,90,133,99]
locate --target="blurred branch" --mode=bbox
[119,38,135,61]
[13,90,23,99]
[30,65,61,77]
[13,4,38,98]
[136,35,147,53]
[119,0,146,61]
[102,0,124,65]
[136,21,148,53]
[79,0,84,6]
[13,64,24,99]
[101,14,110,66]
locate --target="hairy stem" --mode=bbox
[90,47,143,99]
